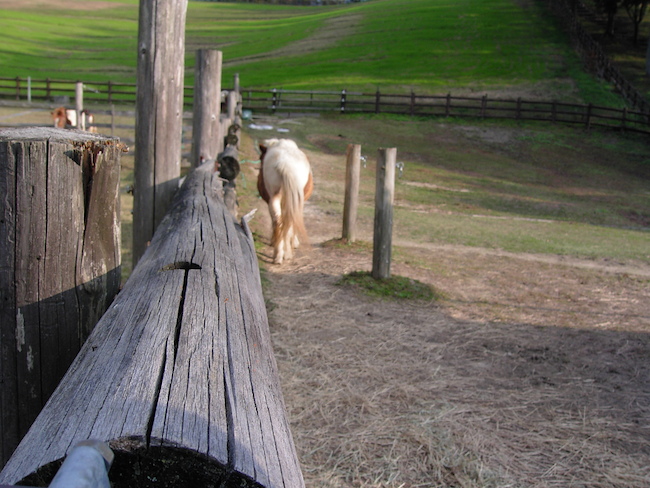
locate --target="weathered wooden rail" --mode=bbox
[0,162,304,487]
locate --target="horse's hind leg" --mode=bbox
[284,225,294,260]
[268,195,285,264]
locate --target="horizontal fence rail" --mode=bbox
[2,77,650,134]
[0,77,139,106]
[242,88,650,134]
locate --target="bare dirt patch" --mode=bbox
[237,132,650,487]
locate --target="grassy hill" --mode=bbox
[0,0,629,105]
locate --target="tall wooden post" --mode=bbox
[133,0,188,266]
[372,148,396,280]
[342,143,361,242]
[0,127,122,469]
[191,49,222,168]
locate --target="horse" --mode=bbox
[51,107,97,132]
[51,106,72,128]
[257,138,313,264]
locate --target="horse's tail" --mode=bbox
[273,167,308,249]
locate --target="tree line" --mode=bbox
[590,0,649,44]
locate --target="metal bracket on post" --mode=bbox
[48,440,114,488]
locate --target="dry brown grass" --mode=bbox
[236,127,650,488]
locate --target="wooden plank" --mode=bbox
[14,139,47,439]
[0,163,304,487]
[76,142,122,339]
[40,140,84,402]
[0,140,18,465]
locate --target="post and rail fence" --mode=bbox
[544,0,650,116]
[1,77,650,135]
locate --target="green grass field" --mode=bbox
[1,0,648,269]
[0,0,633,105]
[247,114,649,264]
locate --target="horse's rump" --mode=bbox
[259,139,312,262]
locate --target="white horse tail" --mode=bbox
[273,166,308,250]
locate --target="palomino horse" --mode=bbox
[257,138,313,264]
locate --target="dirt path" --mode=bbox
[224,13,362,68]
[241,144,650,487]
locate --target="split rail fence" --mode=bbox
[1,77,649,135]
[243,88,650,134]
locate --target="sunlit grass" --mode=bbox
[0,0,628,105]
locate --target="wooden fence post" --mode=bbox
[342,144,361,242]
[372,147,396,280]
[191,49,222,168]
[110,104,115,136]
[227,90,238,120]
[0,127,123,469]
[133,0,189,267]
[75,82,84,130]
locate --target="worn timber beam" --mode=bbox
[0,162,304,488]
